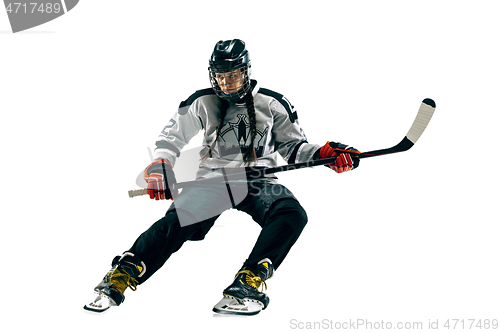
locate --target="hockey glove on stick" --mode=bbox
[319,141,360,173]
[144,160,178,200]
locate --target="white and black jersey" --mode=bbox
[153,80,321,181]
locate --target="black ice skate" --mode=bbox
[213,258,274,316]
[84,253,145,313]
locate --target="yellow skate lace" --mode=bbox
[107,268,139,294]
[237,270,267,292]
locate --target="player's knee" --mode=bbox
[270,199,308,231]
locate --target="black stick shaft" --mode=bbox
[175,146,399,189]
[128,145,408,197]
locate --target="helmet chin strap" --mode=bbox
[221,92,245,103]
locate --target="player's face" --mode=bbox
[215,69,245,95]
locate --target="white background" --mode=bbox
[1,1,499,332]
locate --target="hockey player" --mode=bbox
[84,39,360,315]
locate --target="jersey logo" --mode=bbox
[217,114,269,158]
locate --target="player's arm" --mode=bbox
[269,97,359,173]
[270,99,321,164]
[145,98,203,200]
[153,105,203,166]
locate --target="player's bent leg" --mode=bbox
[127,208,217,284]
[84,208,217,313]
[213,199,308,315]
[246,198,308,269]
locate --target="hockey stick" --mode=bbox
[128,98,435,198]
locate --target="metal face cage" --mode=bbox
[209,65,252,102]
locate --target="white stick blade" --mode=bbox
[406,98,436,144]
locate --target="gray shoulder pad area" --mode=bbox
[257,87,298,123]
[178,88,216,115]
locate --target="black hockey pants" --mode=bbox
[126,182,308,284]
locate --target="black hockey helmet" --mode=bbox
[208,39,252,102]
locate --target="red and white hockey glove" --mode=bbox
[319,141,360,173]
[144,160,178,200]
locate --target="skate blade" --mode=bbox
[83,291,116,313]
[212,296,263,316]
